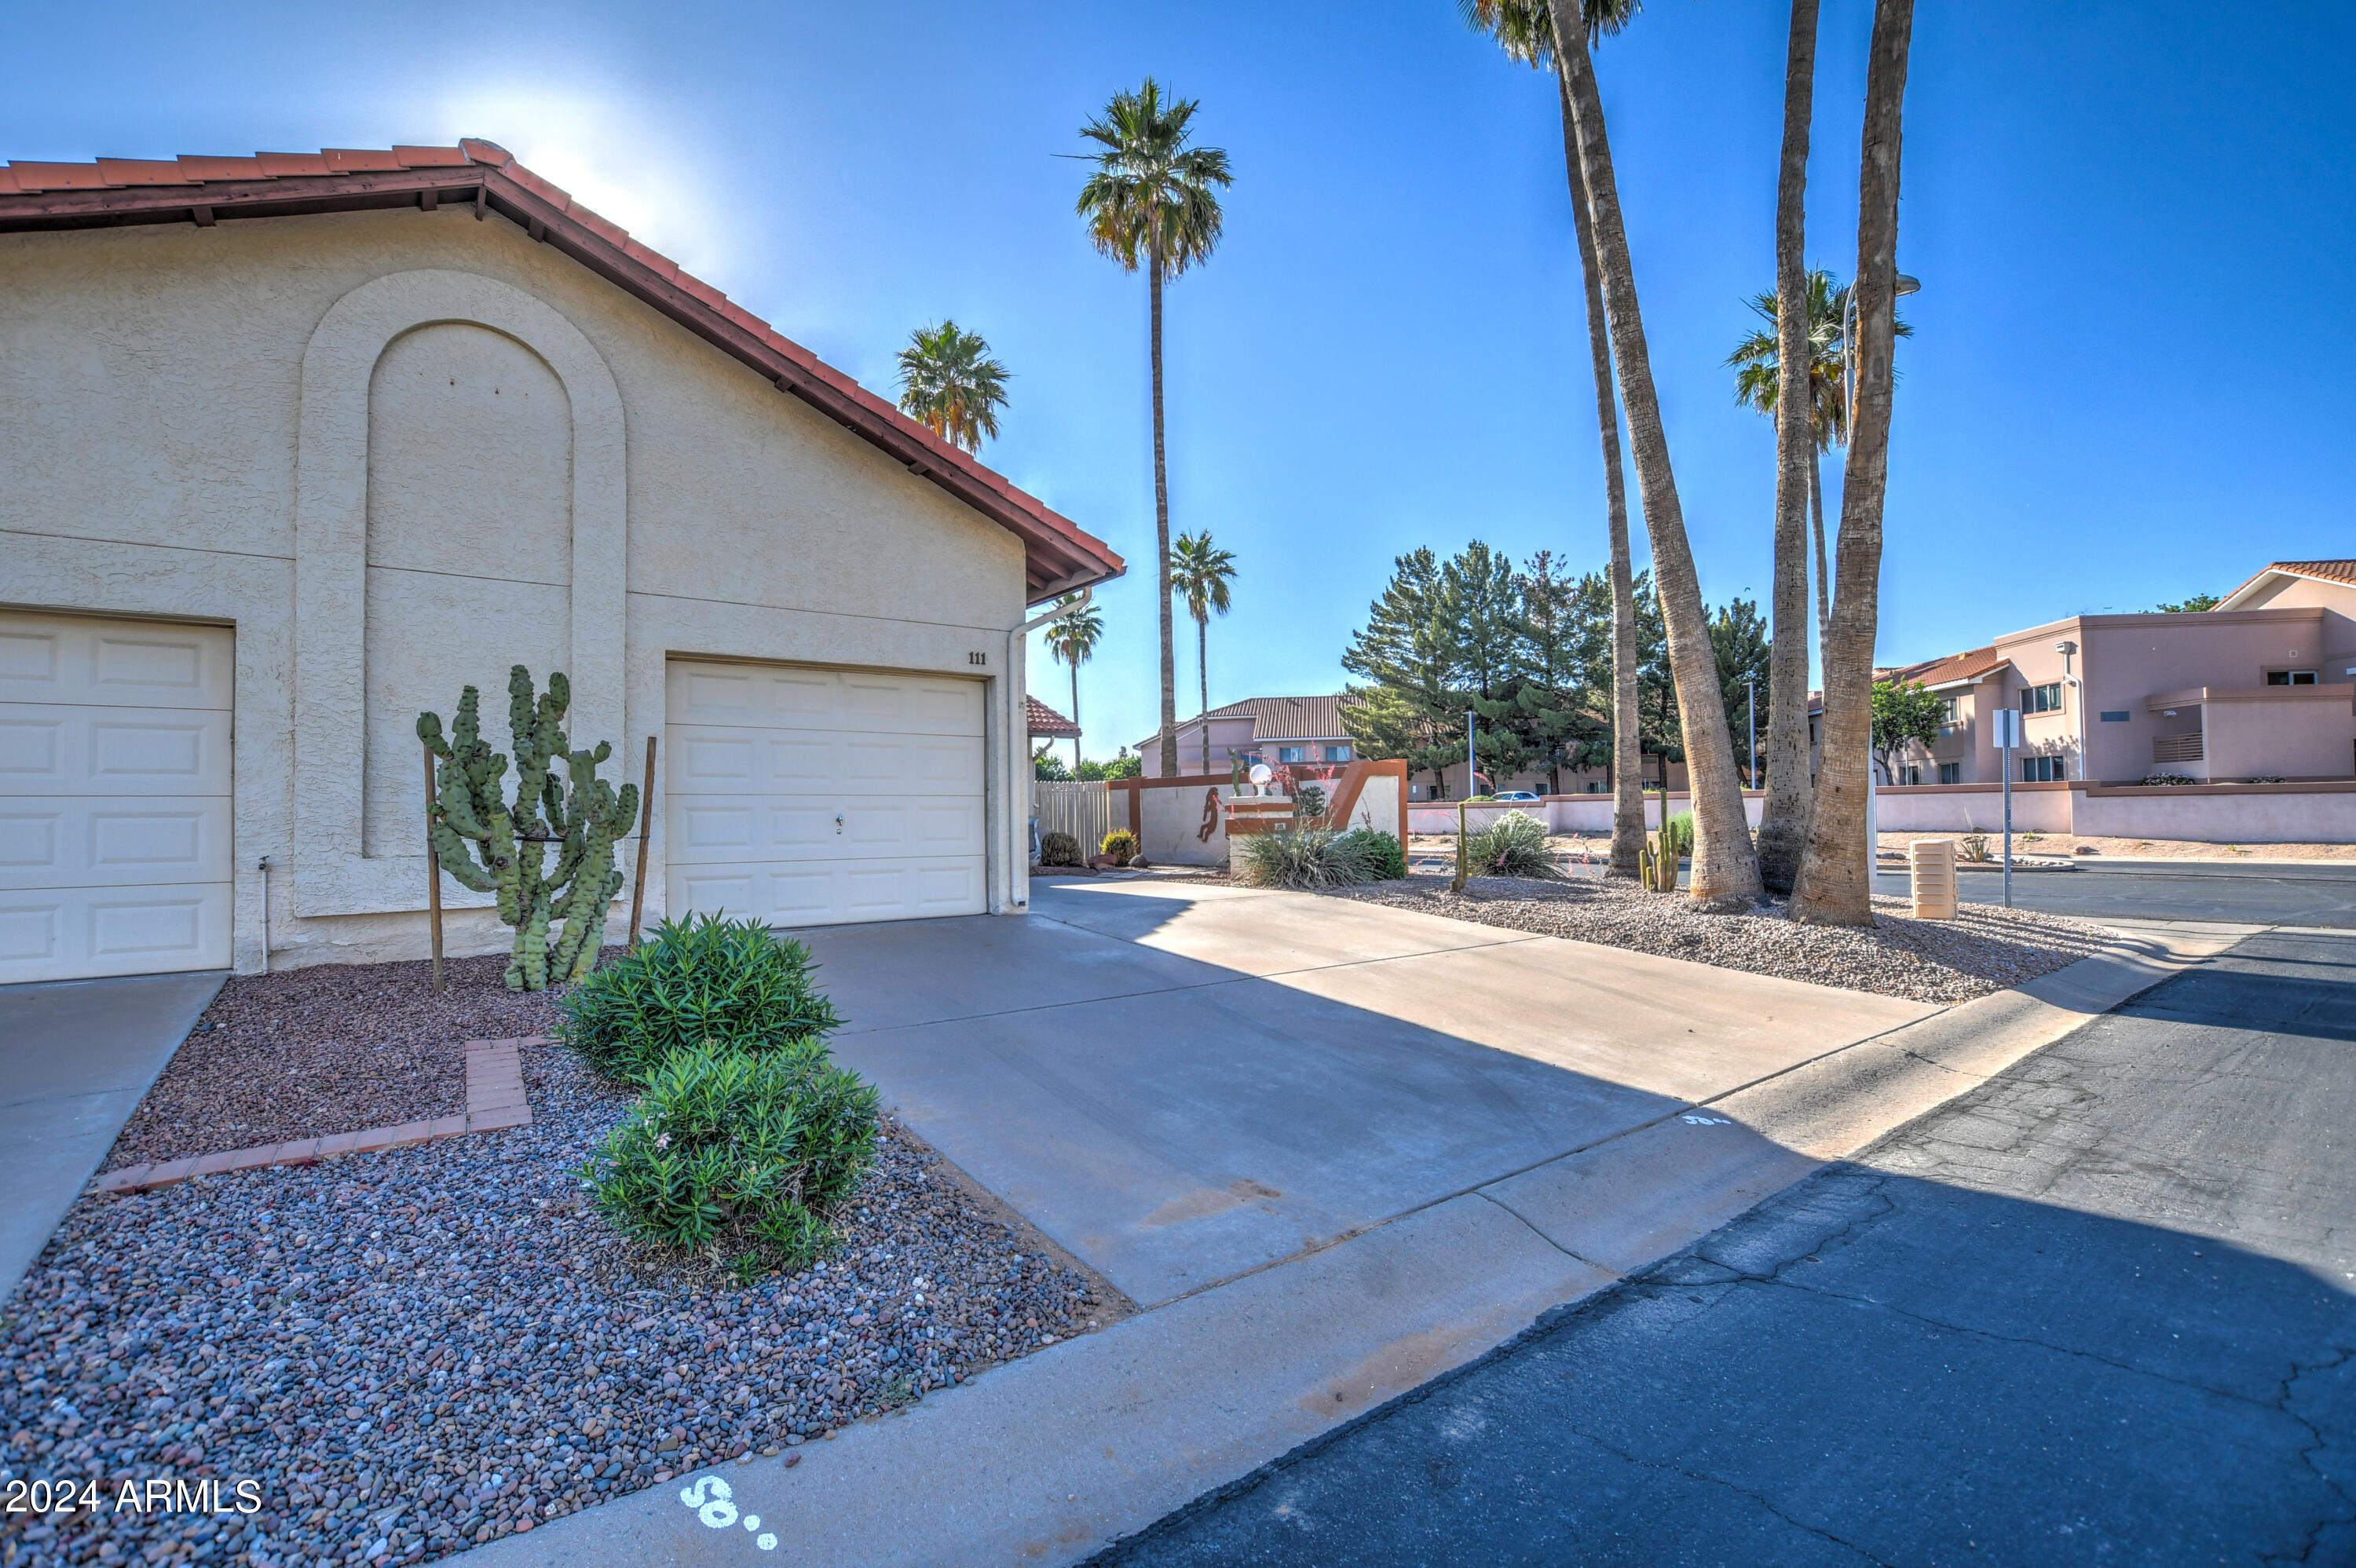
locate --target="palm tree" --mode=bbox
[1751,0,1822,898]
[1548,1,1763,908]
[1076,81,1232,779]
[895,321,1010,453]
[1458,0,1645,880]
[1169,530,1238,775]
[1042,593,1103,772]
[1729,272,1911,649]
[1794,0,1917,926]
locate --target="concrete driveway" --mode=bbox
[803,878,1935,1307]
[0,970,222,1303]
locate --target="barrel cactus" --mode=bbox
[418,666,639,992]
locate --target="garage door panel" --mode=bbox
[664,660,986,927]
[0,617,234,711]
[0,883,232,983]
[0,795,233,890]
[668,726,983,798]
[663,795,983,864]
[0,612,234,978]
[0,705,232,795]
[665,663,982,737]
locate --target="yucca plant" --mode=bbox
[557,912,840,1082]
[580,1040,880,1273]
[1463,811,1557,878]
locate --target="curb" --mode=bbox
[91,1036,539,1195]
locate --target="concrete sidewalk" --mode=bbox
[473,887,2246,1568]
[0,970,222,1304]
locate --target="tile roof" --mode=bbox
[1144,694,1350,749]
[1026,695,1079,739]
[1888,645,2010,688]
[0,142,1121,604]
[2218,558,2356,608]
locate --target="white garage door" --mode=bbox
[0,612,235,981]
[664,660,986,929]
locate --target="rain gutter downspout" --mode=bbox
[1002,587,1094,912]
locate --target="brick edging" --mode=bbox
[93,1036,540,1196]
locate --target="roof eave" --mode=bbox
[0,162,1124,601]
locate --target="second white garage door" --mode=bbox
[664,660,986,929]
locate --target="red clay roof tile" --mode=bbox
[9,163,111,189]
[569,207,628,250]
[322,148,405,172]
[254,152,330,177]
[501,162,572,210]
[457,137,512,166]
[620,236,679,281]
[175,155,265,181]
[96,158,190,185]
[391,144,471,167]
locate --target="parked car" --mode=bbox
[1493,791,1542,802]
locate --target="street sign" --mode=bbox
[1995,707,2021,907]
[1992,707,2024,748]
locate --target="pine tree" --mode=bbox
[1341,549,1463,795]
[1503,550,1608,794]
[1446,542,1537,789]
[1708,598,1774,785]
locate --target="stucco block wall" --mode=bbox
[1,207,1032,972]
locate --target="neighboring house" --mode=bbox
[1137,695,1357,778]
[1873,560,2356,785]
[0,143,1121,983]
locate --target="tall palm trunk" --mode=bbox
[1794,0,1915,925]
[1809,452,1831,649]
[1556,82,1644,879]
[1150,255,1179,778]
[1756,0,1823,894]
[1196,612,1211,774]
[1553,18,1762,908]
[1070,662,1084,771]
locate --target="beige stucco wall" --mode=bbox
[1875,781,2356,842]
[0,207,1034,972]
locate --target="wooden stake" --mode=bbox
[628,735,657,946]
[423,741,446,994]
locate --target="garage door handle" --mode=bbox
[836,812,845,834]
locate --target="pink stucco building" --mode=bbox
[1882,559,2356,785]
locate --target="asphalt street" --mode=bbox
[1875,860,2356,927]
[1090,928,2356,1566]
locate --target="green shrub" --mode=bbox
[557,913,841,1083]
[1039,830,1083,868]
[1238,828,1345,889]
[1660,811,1695,862]
[1335,828,1407,881]
[581,1041,880,1273]
[1464,811,1557,878]
[1100,828,1140,862]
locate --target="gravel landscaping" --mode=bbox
[5,1042,1111,1568]
[1332,872,2117,1003]
[104,953,605,1170]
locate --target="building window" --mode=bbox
[2022,682,2064,714]
[1279,745,1304,763]
[1940,696,1959,721]
[1326,744,1352,762]
[1904,766,1922,785]
[1938,762,1961,784]
[2021,755,2065,782]
[2099,710,2131,722]
[2266,670,2318,686]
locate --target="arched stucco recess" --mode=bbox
[292,269,627,917]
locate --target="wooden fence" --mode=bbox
[1033,780,1117,853]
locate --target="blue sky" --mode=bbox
[14,2,2349,758]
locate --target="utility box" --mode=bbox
[1908,838,1959,920]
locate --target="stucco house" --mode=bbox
[0,142,1122,983]
[1875,560,2356,786]
[1137,695,1356,778]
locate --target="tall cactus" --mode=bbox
[418,666,638,992]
